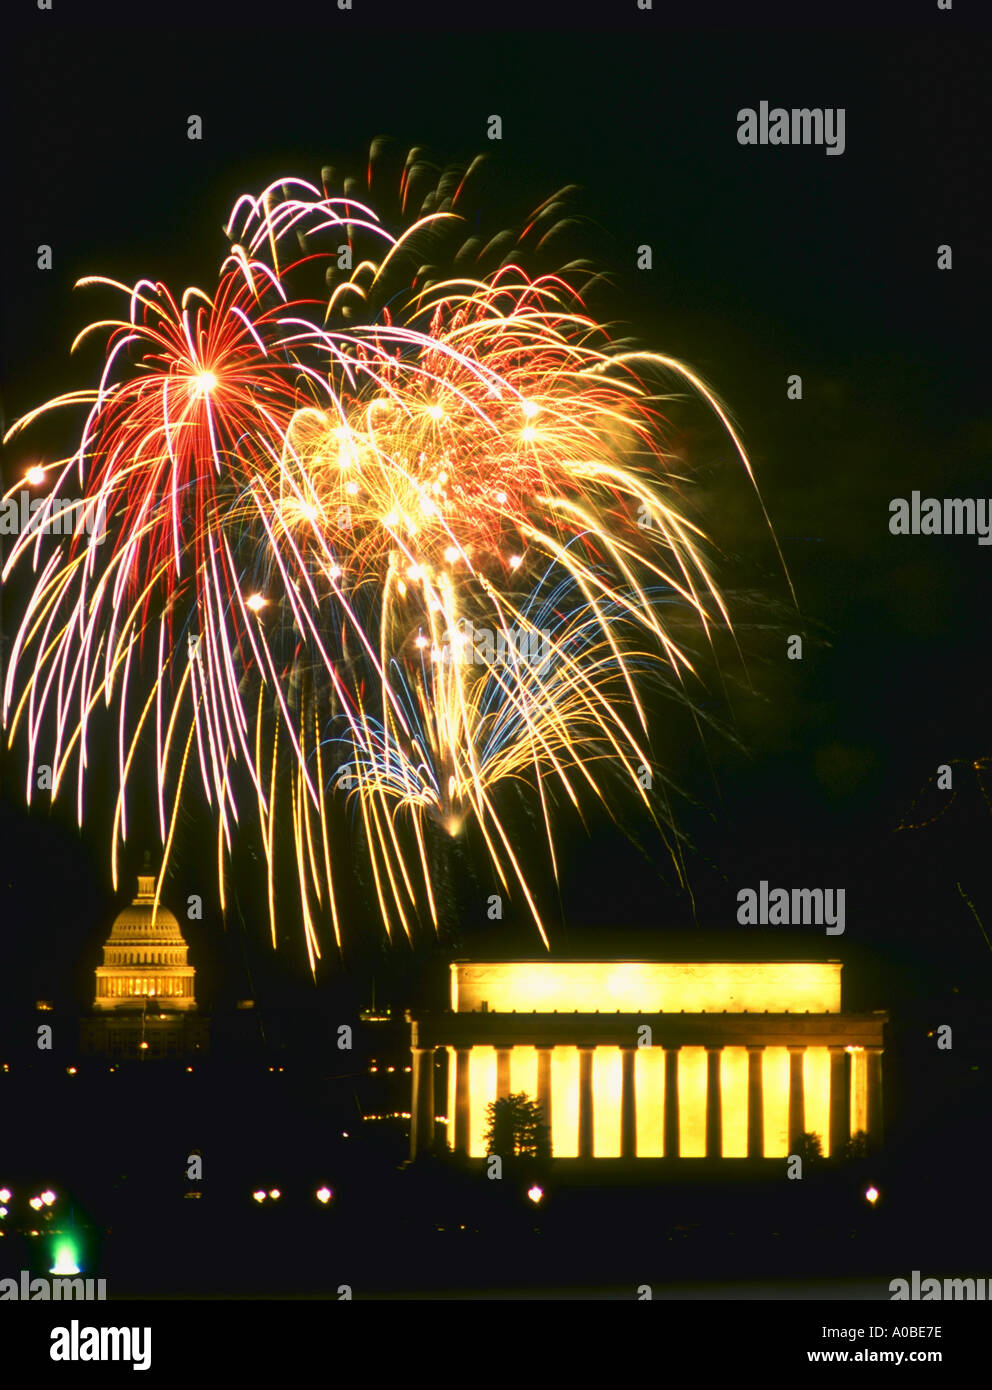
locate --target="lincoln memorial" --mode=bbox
[407,960,886,1160]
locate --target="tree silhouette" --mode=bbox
[790,1131,823,1167]
[842,1129,870,1160]
[483,1092,550,1160]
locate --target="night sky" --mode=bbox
[2,6,990,1031]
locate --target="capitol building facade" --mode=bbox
[80,870,209,1059]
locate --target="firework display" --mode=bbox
[2,153,772,957]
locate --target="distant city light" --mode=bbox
[0,1189,11,1203]
[252,1190,267,1203]
[865,1186,880,1205]
[40,1190,56,1206]
[268,1189,281,1200]
[29,1196,44,1211]
[315,1187,332,1204]
[527,1185,544,1205]
[25,465,46,486]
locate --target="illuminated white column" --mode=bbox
[705,1047,723,1158]
[620,1047,636,1158]
[664,1046,680,1158]
[747,1046,764,1157]
[536,1047,552,1148]
[828,1046,848,1157]
[454,1047,471,1155]
[496,1047,512,1100]
[788,1046,806,1149]
[410,1046,434,1159]
[866,1047,883,1145]
[578,1047,594,1158]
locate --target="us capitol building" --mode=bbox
[79,868,209,1060]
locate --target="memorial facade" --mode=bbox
[407,961,886,1159]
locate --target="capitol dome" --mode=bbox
[93,873,196,1011]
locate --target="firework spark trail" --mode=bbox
[2,157,781,953]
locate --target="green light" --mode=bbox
[50,1238,81,1275]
